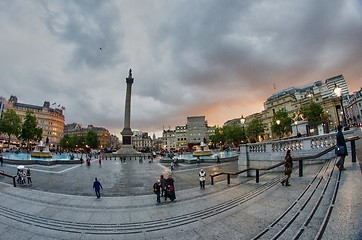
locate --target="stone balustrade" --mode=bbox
[239,129,355,164]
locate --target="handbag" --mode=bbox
[284,167,292,175]
[335,145,345,156]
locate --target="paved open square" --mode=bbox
[0,132,361,239]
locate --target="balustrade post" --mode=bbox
[299,160,303,177]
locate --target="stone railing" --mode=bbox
[239,129,355,162]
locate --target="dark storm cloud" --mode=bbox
[42,0,124,70]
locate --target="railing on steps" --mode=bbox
[0,171,17,187]
[210,135,360,185]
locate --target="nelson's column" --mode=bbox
[115,69,139,155]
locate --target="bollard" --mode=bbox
[299,159,303,177]
[351,140,356,163]
[13,176,16,187]
[227,174,230,185]
[256,170,259,183]
[211,176,214,185]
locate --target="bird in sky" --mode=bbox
[99,48,102,50]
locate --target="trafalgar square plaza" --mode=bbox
[0,70,361,240]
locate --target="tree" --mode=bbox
[300,102,327,123]
[245,118,265,142]
[20,110,43,148]
[271,109,292,138]
[60,135,74,150]
[223,122,243,146]
[209,127,227,148]
[86,130,99,149]
[0,109,22,148]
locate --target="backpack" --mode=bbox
[152,183,158,194]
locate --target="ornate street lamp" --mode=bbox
[333,84,346,126]
[240,115,246,143]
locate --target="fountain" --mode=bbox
[31,140,52,158]
[193,142,212,157]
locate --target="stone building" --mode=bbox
[347,88,362,126]
[240,74,349,140]
[0,95,64,150]
[162,116,216,151]
[64,123,110,149]
[132,130,152,151]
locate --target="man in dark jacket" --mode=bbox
[153,180,161,203]
[93,178,103,198]
[336,125,348,171]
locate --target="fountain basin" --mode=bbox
[30,151,52,158]
[192,150,213,156]
[2,153,80,165]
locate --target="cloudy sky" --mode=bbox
[1,0,361,138]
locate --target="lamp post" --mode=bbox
[240,115,246,143]
[334,84,346,126]
[276,119,281,138]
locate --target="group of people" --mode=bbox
[17,168,32,186]
[152,169,207,203]
[153,175,176,203]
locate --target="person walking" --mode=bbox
[164,175,175,201]
[153,180,162,203]
[160,175,166,197]
[26,168,32,185]
[281,150,293,186]
[93,178,103,198]
[170,161,175,171]
[199,169,206,189]
[216,155,220,164]
[336,125,348,171]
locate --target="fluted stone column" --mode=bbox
[121,69,134,145]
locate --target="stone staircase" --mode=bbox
[0,157,360,239]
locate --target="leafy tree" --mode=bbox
[86,130,99,149]
[209,123,245,147]
[60,135,74,150]
[271,109,292,138]
[74,135,86,149]
[300,102,327,123]
[20,110,43,147]
[223,122,243,146]
[209,127,227,148]
[245,118,265,142]
[0,109,22,148]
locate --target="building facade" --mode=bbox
[132,130,152,151]
[64,123,111,149]
[239,75,350,140]
[346,88,362,126]
[161,116,216,151]
[0,95,65,150]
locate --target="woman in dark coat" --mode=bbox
[164,175,176,201]
[336,125,348,171]
[281,149,293,186]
